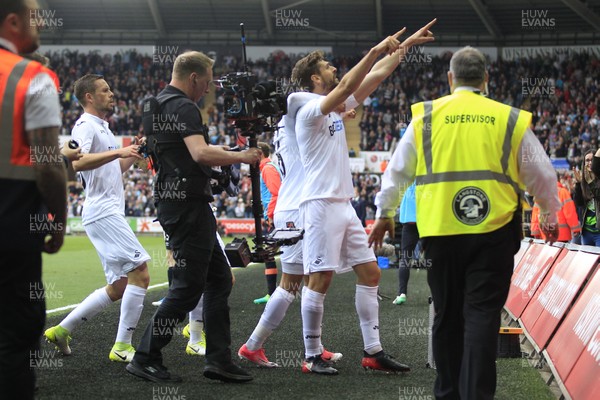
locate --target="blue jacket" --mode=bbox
[399,183,417,224]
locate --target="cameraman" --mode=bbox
[127,51,261,384]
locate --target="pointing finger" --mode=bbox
[392,28,406,39]
[420,18,437,32]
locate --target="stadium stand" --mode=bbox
[53,50,598,220]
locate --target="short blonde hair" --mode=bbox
[173,51,214,80]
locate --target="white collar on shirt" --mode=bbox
[454,86,482,94]
[81,112,109,127]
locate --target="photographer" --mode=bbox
[127,51,261,384]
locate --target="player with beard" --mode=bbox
[292,19,436,374]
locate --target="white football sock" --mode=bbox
[60,287,112,333]
[301,288,325,358]
[115,284,146,344]
[246,287,295,351]
[189,295,204,343]
[355,284,383,355]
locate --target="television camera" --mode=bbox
[216,23,302,266]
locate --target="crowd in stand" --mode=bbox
[52,49,598,221]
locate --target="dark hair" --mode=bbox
[73,74,104,107]
[581,149,596,201]
[291,51,325,92]
[0,0,26,24]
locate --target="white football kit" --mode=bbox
[295,94,376,274]
[273,110,304,274]
[72,113,150,284]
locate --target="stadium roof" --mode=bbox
[39,0,600,47]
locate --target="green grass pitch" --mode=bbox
[36,235,555,399]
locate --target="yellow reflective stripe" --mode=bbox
[562,198,574,206]
[422,101,433,175]
[0,59,35,181]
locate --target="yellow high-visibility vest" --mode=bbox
[412,90,531,237]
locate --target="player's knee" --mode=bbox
[308,271,333,293]
[356,262,381,287]
[106,284,124,301]
[129,264,150,288]
[279,274,303,294]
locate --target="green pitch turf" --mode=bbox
[36,235,555,399]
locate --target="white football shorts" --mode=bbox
[273,209,304,275]
[300,198,376,275]
[85,214,151,284]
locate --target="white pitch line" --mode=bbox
[46,282,169,315]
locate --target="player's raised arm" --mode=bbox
[353,19,436,104]
[319,31,403,115]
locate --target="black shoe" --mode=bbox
[204,362,253,383]
[361,351,410,373]
[126,360,183,383]
[302,354,339,375]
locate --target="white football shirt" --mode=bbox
[273,92,318,213]
[72,113,125,225]
[295,93,358,203]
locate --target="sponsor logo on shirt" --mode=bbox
[328,119,343,136]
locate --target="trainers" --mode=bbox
[253,294,270,304]
[321,348,343,363]
[151,297,164,307]
[126,360,182,383]
[182,324,190,339]
[185,331,206,356]
[392,294,407,305]
[302,355,338,375]
[44,325,72,355]
[204,362,253,383]
[361,351,410,373]
[110,343,136,363]
[238,344,279,367]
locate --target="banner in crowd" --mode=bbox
[349,157,366,172]
[502,45,600,60]
[360,151,392,173]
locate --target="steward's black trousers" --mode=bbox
[0,252,45,400]
[399,222,419,295]
[422,222,518,400]
[134,201,233,367]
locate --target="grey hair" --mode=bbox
[449,46,486,87]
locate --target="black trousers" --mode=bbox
[0,252,45,400]
[422,223,517,400]
[398,223,419,295]
[133,201,233,367]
